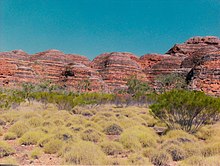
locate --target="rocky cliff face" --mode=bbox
[91,52,147,91]
[0,36,219,95]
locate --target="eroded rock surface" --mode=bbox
[0,36,219,95]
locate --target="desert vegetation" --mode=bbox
[0,77,219,165]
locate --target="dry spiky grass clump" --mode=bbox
[100,141,123,155]
[3,132,17,140]
[63,141,108,165]
[43,139,63,154]
[149,149,172,166]
[128,153,153,165]
[162,130,197,142]
[178,155,220,166]
[1,101,220,165]
[103,123,123,135]
[8,121,29,137]
[0,141,15,157]
[120,125,159,151]
[30,147,42,159]
[81,128,104,142]
[19,130,44,145]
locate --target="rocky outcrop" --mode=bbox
[139,54,184,81]
[91,52,147,91]
[188,50,220,96]
[0,36,219,95]
[167,36,220,58]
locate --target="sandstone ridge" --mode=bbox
[0,36,219,95]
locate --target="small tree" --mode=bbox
[150,90,220,133]
[126,76,151,99]
[22,83,35,101]
[156,73,187,93]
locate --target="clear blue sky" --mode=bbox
[0,0,220,59]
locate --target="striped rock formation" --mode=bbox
[0,36,219,95]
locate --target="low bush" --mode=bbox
[163,144,186,161]
[3,132,17,140]
[19,131,44,145]
[0,156,18,165]
[182,142,203,157]
[108,158,129,165]
[9,121,29,137]
[120,126,159,151]
[1,111,21,124]
[0,141,15,157]
[27,117,43,128]
[149,150,172,166]
[100,141,123,155]
[84,121,103,132]
[43,139,63,154]
[81,128,104,143]
[38,134,53,147]
[140,113,158,127]
[150,90,220,133]
[0,118,6,126]
[119,131,142,151]
[128,153,153,165]
[103,123,123,135]
[162,130,197,142]
[52,127,74,142]
[30,148,42,159]
[63,141,108,165]
[201,142,220,157]
[180,155,220,166]
[179,155,204,166]
[0,126,3,136]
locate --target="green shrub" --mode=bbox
[100,141,123,155]
[150,90,220,133]
[73,93,115,106]
[9,121,29,137]
[103,123,123,135]
[156,73,187,93]
[43,139,63,154]
[81,128,104,143]
[3,132,17,140]
[19,131,43,145]
[30,147,42,159]
[0,141,15,157]
[63,141,107,165]
[126,75,151,99]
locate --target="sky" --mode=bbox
[0,0,220,60]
